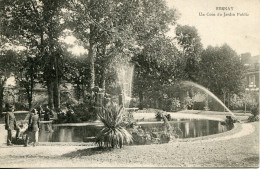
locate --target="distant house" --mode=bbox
[241,54,260,92]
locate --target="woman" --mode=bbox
[26,109,40,146]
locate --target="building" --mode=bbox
[243,55,260,92]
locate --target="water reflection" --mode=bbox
[39,124,103,142]
[38,119,228,142]
[140,119,228,139]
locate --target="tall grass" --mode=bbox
[95,103,133,148]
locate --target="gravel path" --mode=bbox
[0,121,258,168]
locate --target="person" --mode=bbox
[37,105,43,120]
[26,109,40,147]
[43,105,53,132]
[57,108,66,123]
[66,105,76,123]
[44,105,51,121]
[225,116,234,130]
[4,103,18,146]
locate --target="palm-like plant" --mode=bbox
[96,103,133,148]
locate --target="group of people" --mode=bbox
[4,103,54,147]
[56,106,77,123]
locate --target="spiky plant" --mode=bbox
[96,103,133,148]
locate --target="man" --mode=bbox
[37,105,43,120]
[5,103,17,146]
[43,105,53,132]
[27,109,40,146]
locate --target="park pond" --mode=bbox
[38,118,229,143]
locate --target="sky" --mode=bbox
[166,0,260,56]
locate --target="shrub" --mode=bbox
[251,106,259,117]
[95,103,133,148]
[193,102,205,110]
[170,98,181,111]
[14,102,29,111]
[248,115,259,122]
[155,111,164,121]
[72,104,97,122]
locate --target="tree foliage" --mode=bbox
[0,49,21,114]
[1,0,68,110]
[199,44,245,99]
[175,25,203,81]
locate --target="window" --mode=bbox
[249,75,256,87]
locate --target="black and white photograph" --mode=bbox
[0,0,259,168]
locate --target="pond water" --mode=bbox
[38,119,228,142]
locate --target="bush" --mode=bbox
[248,105,259,122]
[193,102,205,110]
[251,106,259,117]
[14,102,29,111]
[95,103,133,148]
[128,126,152,145]
[72,104,97,122]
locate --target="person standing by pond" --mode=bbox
[4,103,18,146]
[37,105,43,120]
[43,105,53,132]
[27,109,40,146]
[44,105,51,121]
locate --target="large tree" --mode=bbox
[132,36,180,109]
[175,25,203,81]
[66,0,144,90]
[199,44,245,106]
[130,0,179,109]
[1,0,68,110]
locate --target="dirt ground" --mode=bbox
[0,118,258,168]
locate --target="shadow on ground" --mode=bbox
[62,147,114,158]
[243,156,259,164]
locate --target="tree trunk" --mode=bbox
[52,52,60,111]
[47,80,54,109]
[25,86,32,110]
[28,94,32,110]
[223,92,226,112]
[82,83,86,103]
[29,67,34,110]
[89,25,96,90]
[99,44,106,91]
[53,79,60,111]
[0,79,7,115]
[139,91,143,110]
[0,86,4,115]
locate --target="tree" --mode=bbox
[199,44,245,106]
[175,25,203,81]
[132,36,180,109]
[0,49,20,115]
[16,50,39,110]
[63,53,91,102]
[129,0,179,109]
[1,0,68,110]
[66,0,143,90]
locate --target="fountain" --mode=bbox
[11,69,236,143]
[116,64,135,109]
[181,81,237,118]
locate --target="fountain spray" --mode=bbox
[182,81,239,121]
